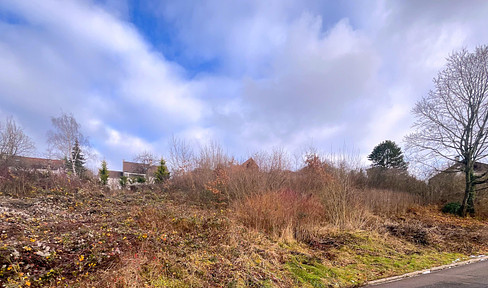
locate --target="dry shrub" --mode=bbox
[0,168,38,197]
[385,221,430,245]
[367,167,429,196]
[168,139,238,204]
[0,168,90,197]
[166,143,437,228]
[204,165,230,201]
[133,206,171,233]
[428,171,488,218]
[169,148,294,204]
[252,148,292,191]
[226,163,263,199]
[475,196,488,219]
[317,180,372,229]
[235,189,323,241]
[290,154,334,193]
[292,154,371,229]
[427,172,465,204]
[360,189,421,216]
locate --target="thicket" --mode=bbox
[160,141,487,240]
[1,141,486,242]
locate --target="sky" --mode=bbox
[1,0,488,171]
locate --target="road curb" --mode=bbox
[365,255,488,286]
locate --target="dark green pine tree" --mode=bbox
[99,160,109,185]
[66,139,86,177]
[368,140,408,170]
[154,158,170,184]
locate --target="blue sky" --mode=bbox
[1,0,488,171]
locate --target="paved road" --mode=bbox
[365,260,488,288]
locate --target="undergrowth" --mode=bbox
[1,186,486,288]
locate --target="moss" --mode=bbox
[151,277,191,288]
[285,232,468,288]
[286,255,332,287]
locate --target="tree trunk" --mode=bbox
[460,167,475,217]
[71,155,77,177]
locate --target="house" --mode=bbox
[428,161,488,203]
[107,160,158,189]
[6,156,65,174]
[122,160,158,178]
[241,157,258,170]
[430,161,488,179]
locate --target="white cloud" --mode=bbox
[0,0,206,167]
[3,0,488,171]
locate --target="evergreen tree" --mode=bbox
[66,139,86,177]
[154,158,170,184]
[368,140,407,170]
[99,160,109,185]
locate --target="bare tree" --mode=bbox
[405,46,488,216]
[0,117,35,165]
[133,151,157,175]
[47,113,89,176]
[168,136,194,175]
[197,141,230,170]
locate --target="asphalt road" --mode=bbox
[365,260,488,288]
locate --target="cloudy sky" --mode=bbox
[1,0,488,171]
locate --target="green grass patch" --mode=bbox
[286,232,468,287]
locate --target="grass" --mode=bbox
[285,230,468,287]
[0,185,487,287]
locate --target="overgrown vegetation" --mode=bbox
[1,144,487,287]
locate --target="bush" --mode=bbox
[360,189,421,216]
[234,189,323,242]
[442,202,461,215]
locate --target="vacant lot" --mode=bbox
[1,184,487,288]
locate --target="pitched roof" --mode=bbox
[444,161,488,174]
[12,156,64,170]
[122,161,157,174]
[430,161,488,182]
[122,161,145,174]
[241,158,258,170]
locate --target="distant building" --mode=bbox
[107,160,158,189]
[428,161,488,204]
[122,160,157,178]
[7,156,65,174]
[430,161,488,180]
[241,157,259,170]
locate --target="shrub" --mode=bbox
[366,167,428,196]
[386,221,429,245]
[442,202,461,215]
[119,176,128,188]
[234,189,323,242]
[360,189,421,216]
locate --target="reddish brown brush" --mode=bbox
[234,189,323,241]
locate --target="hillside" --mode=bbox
[1,183,487,288]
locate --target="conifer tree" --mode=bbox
[368,140,407,170]
[154,158,170,184]
[99,160,109,185]
[66,139,86,177]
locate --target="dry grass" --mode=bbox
[234,189,323,242]
[360,189,422,216]
[1,144,488,287]
[1,184,487,288]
